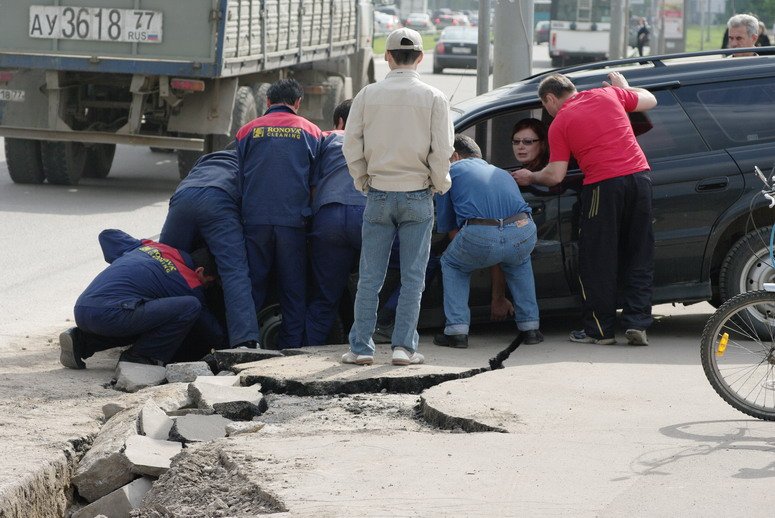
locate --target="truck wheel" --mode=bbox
[41,141,86,186]
[252,82,271,117]
[719,227,774,302]
[323,76,344,128]
[4,138,45,184]
[212,86,257,151]
[177,148,202,180]
[82,144,116,179]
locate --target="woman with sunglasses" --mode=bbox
[510,118,549,172]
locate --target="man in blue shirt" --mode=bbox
[236,79,323,348]
[160,149,259,349]
[59,229,224,368]
[435,134,542,348]
[306,100,367,345]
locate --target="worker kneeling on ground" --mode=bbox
[59,229,224,369]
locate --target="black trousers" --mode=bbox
[578,171,654,339]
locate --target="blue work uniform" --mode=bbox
[73,229,224,364]
[159,149,258,347]
[306,130,367,345]
[436,158,539,334]
[236,104,322,348]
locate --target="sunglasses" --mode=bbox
[512,138,540,145]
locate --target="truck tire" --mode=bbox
[252,82,271,116]
[177,146,202,180]
[4,138,45,184]
[41,141,86,186]
[82,144,116,179]
[323,76,344,127]
[719,227,774,302]
[212,86,257,151]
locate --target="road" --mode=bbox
[0,44,552,349]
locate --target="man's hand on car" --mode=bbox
[603,71,629,88]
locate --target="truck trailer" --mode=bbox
[0,0,375,183]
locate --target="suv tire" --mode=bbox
[719,227,775,302]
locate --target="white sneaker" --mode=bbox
[341,351,374,365]
[391,347,424,366]
[625,328,649,346]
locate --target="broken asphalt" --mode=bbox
[1,303,774,517]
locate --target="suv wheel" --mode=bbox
[719,227,775,302]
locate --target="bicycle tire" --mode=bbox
[700,290,775,420]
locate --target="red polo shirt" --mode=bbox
[548,86,649,185]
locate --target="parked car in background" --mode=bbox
[433,26,491,74]
[434,12,471,30]
[535,21,550,44]
[374,10,401,35]
[403,12,436,33]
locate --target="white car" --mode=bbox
[374,11,400,35]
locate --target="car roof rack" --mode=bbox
[522,46,773,83]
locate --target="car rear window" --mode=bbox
[677,78,775,150]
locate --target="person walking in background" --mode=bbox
[342,27,454,366]
[305,99,367,346]
[236,79,322,349]
[757,21,771,46]
[160,149,259,349]
[434,135,541,349]
[636,17,650,57]
[515,72,657,346]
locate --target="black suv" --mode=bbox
[439,49,775,323]
[260,49,775,347]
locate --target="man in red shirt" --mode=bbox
[515,72,657,345]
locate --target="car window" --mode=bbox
[632,90,707,160]
[676,78,775,150]
[459,107,545,169]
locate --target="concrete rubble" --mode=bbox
[138,400,173,440]
[114,362,167,393]
[188,379,268,420]
[168,414,232,443]
[214,347,284,370]
[71,477,153,518]
[164,361,213,383]
[123,435,182,477]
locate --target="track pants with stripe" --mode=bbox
[578,171,654,339]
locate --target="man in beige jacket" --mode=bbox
[342,27,454,366]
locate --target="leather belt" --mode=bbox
[466,212,530,227]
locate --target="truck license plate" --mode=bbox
[29,6,163,44]
[0,89,25,102]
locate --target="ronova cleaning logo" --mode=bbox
[253,126,302,140]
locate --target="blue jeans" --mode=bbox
[349,188,434,355]
[160,187,258,346]
[441,219,539,335]
[306,203,365,346]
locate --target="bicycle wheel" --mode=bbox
[700,290,775,420]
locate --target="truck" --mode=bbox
[0,0,376,184]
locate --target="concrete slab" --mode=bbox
[124,435,182,477]
[72,477,153,518]
[114,363,167,393]
[188,380,267,420]
[169,414,232,443]
[213,348,283,371]
[138,400,173,440]
[165,361,212,383]
[236,347,484,395]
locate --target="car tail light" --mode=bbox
[452,19,458,25]
[0,71,14,83]
[170,78,206,92]
[551,32,556,47]
[435,42,445,54]
[434,18,440,24]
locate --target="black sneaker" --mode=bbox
[118,349,165,367]
[59,327,86,369]
[524,329,544,345]
[433,333,469,349]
